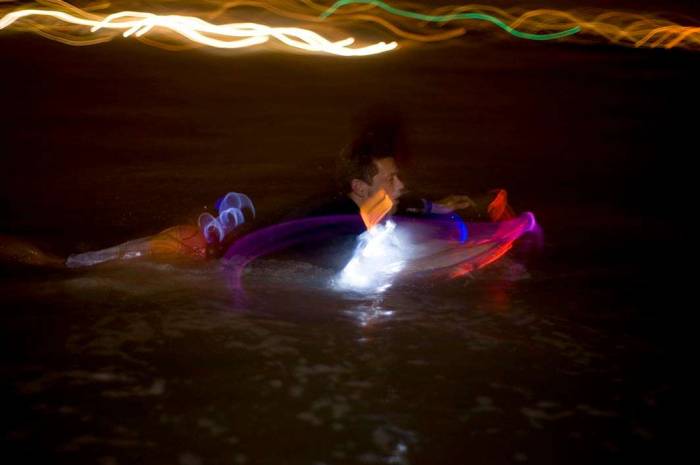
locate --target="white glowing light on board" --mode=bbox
[334,220,410,294]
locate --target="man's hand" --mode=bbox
[432,195,476,214]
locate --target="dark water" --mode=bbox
[0,4,691,463]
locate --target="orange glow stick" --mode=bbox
[360,189,393,229]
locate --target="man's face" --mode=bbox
[367,157,405,201]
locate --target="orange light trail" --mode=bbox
[317,0,700,50]
[2,1,699,54]
[360,189,394,230]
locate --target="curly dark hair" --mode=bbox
[336,120,404,193]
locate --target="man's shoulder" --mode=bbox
[306,194,360,218]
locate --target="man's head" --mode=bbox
[337,131,405,204]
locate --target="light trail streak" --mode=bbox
[3,1,699,53]
[0,4,397,55]
[318,0,700,50]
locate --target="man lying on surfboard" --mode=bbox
[237,128,516,271]
[1,128,515,269]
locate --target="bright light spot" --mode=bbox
[334,220,410,294]
[0,8,397,56]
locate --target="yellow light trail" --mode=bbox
[0,5,397,56]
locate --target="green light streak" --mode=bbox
[320,0,581,41]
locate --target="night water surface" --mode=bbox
[1,2,688,462]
